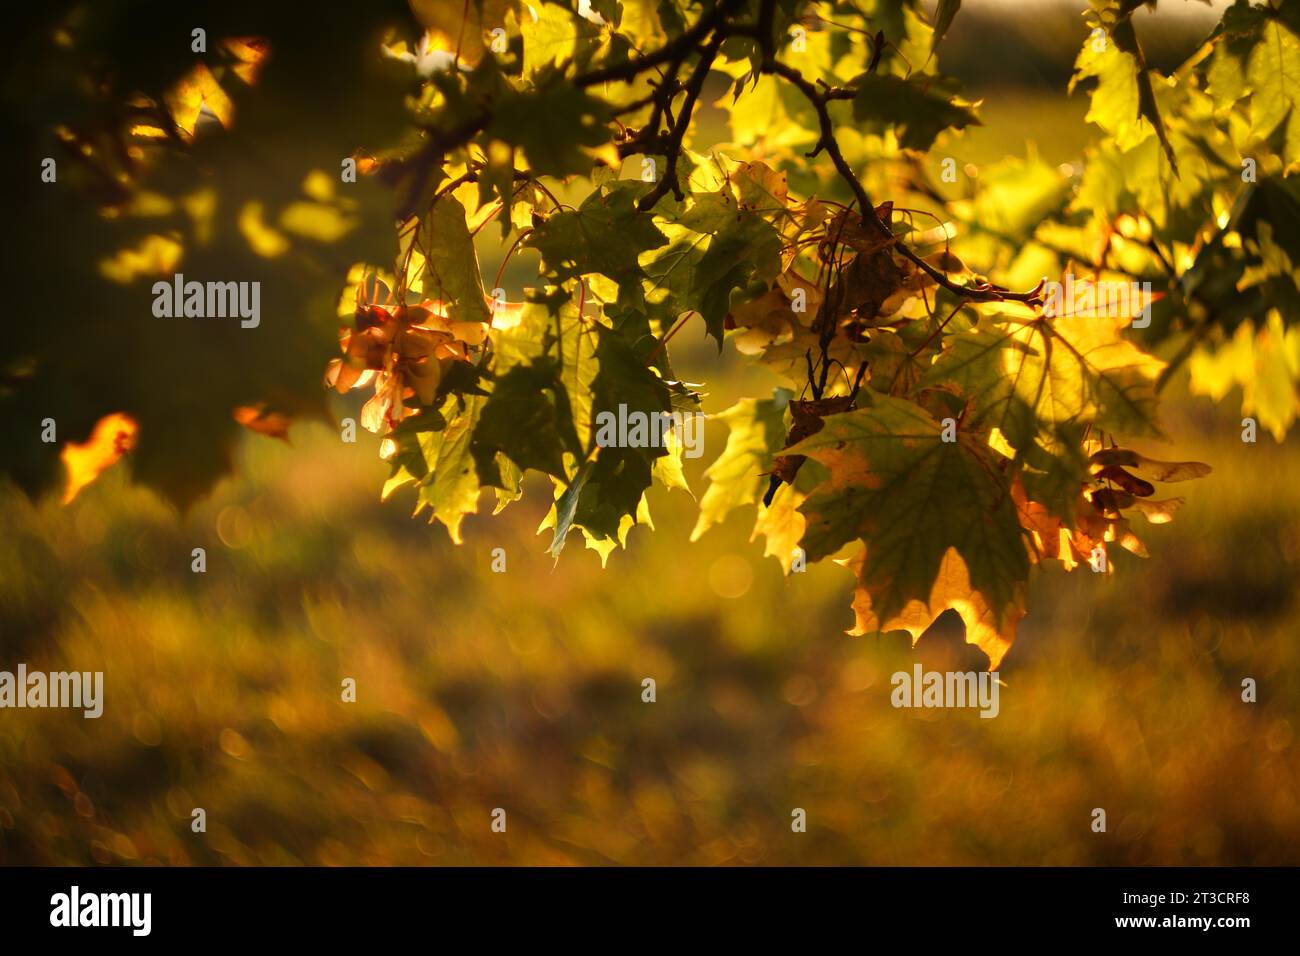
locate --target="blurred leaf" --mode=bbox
[60,412,138,504]
[691,388,791,541]
[853,73,979,151]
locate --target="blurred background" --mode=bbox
[3,0,1298,866]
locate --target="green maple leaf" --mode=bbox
[380,396,488,544]
[547,327,671,556]
[549,446,653,557]
[471,358,584,483]
[852,73,979,151]
[1072,15,1176,168]
[417,194,490,325]
[528,182,668,311]
[789,396,1029,647]
[633,187,782,347]
[518,0,608,79]
[1247,20,1300,166]
[492,291,599,448]
[381,406,446,497]
[588,326,672,449]
[412,395,488,542]
[486,81,615,178]
[920,313,1167,449]
[1190,310,1300,442]
[1203,0,1268,110]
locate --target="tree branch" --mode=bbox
[636,33,725,211]
[763,59,1042,306]
[757,0,777,63]
[573,0,731,88]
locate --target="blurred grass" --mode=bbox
[1,367,1297,865]
[2,80,1298,866]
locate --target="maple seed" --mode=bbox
[767,396,853,504]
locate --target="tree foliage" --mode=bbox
[9,0,1300,666]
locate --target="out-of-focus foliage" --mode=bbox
[1,1,413,506]
[0,396,1296,865]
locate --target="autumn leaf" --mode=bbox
[841,545,1024,671]
[789,396,1029,662]
[922,311,1166,450]
[165,62,234,141]
[233,404,292,442]
[528,182,669,312]
[62,413,139,504]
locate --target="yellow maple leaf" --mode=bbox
[840,545,1025,671]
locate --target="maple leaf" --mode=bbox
[1189,312,1300,441]
[852,73,979,151]
[726,270,823,357]
[472,358,584,483]
[922,311,1166,450]
[415,195,492,328]
[769,395,854,490]
[381,395,488,544]
[751,456,829,575]
[528,182,669,312]
[1072,13,1176,167]
[789,396,1030,662]
[1247,20,1300,167]
[841,545,1024,671]
[690,389,792,541]
[631,182,783,347]
[487,83,616,178]
[546,327,672,556]
[515,0,608,78]
[490,292,598,448]
[412,397,488,544]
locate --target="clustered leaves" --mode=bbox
[20,0,1300,667]
[299,0,1249,665]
